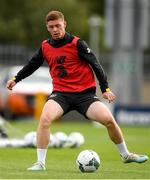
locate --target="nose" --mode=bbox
[53,26,58,32]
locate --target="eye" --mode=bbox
[56,24,61,28]
[47,25,53,29]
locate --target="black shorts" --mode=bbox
[47,89,100,118]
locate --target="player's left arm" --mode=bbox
[77,39,115,103]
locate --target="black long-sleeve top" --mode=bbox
[14,32,109,93]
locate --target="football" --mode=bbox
[50,132,68,148]
[64,132,85,148]
[24,131,37,147]
[76,150,100,172]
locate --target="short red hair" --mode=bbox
[46,10,64,23]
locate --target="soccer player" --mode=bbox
[6,10,148,170]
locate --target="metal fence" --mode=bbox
[0,44,34,66]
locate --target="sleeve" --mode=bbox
[77,39,110,93]
[13,48,44,83]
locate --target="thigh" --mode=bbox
[47,92,70,114]
[40,99,64,122]
[86,101,114,125]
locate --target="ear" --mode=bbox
[64,21,67,28]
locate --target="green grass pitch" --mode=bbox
[0,119,150,179]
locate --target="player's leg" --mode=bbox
[86,101,124,144]
[37,100,64,149]
[27,100,64,170]
[86,101,148,163]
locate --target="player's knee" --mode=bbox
[103,115,116,128]
[39,114,52,129]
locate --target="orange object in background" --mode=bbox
[7,93,34,115]
[34,92,47,120]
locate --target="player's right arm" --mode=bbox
[6,48,44,90]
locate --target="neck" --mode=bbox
[48,32,73,47]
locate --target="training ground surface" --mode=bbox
[0,119,149,179]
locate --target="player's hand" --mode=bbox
[6,80,16,90]
[102,91,116,103]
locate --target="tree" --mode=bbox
[78,0,105,16]
[0,0,90,49]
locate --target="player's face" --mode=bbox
[46,19,66,40]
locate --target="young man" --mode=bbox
[6,10,148,170]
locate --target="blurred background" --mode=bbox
[0,0,150,126]
[0,2,150,178]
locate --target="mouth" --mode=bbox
[53,33,59,37]
[52,33,61,40]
